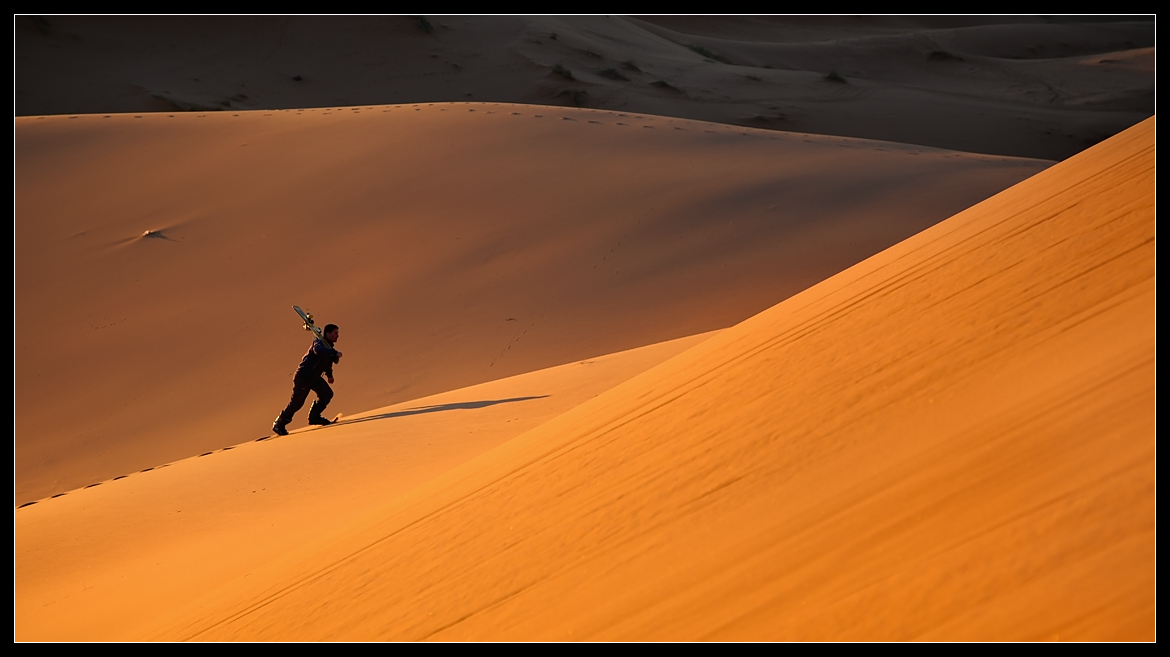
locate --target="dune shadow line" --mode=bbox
[340,396,550,426]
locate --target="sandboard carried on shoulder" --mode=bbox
[293,305,334,348]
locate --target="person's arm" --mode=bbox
[316,340,340,383]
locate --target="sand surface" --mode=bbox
[15,103,1049,506]
[15,16,1153,160]
[14,331,716,641]
[15,116,1153,642]
[14,16,1154,642]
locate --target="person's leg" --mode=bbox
[273,377,311,433]
[307,377,335,423]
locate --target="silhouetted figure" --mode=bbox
[272,324,342,435]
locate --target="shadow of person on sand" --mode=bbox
[337,396,550,426]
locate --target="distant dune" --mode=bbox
[15,15,1153,159]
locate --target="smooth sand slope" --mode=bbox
[15,15,1154,160]
[15,118,1153,641]
[14,331,717,641]
[15,103,1049,505]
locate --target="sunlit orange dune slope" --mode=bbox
[141,116,1152,641]
[15,102,1049,506]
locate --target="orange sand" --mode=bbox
[14,118,1153,641]
[14,16,1154,642]
[15,104,1048,506]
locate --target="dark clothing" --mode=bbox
[294,338,340,380]
[278,373,334,425]
[276,338,341,426]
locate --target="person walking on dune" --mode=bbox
[272,324,342,436]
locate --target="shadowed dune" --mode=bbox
[15,103,1049,505]
[14,117,1153,641]
[15,15,1153,160]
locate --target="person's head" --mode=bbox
[324,324,339,342]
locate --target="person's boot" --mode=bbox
[272,417,289,436]
[308,399,331,425]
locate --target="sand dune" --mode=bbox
[14,332,715,641]
[15,103,1048,506]
[15,117,1152,641]
[14,16,1154,642]
[160,116,1156,643]
[15,15,1153,160]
